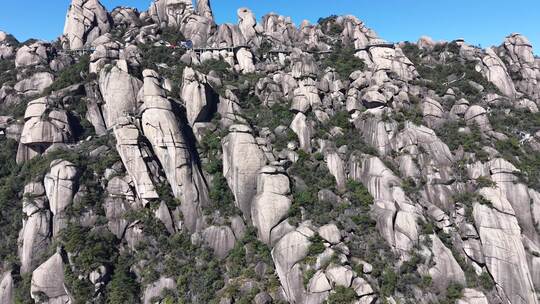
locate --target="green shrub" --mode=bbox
[417,218,435,235]
[351,213,377,230]
[160,27,186,45]
[197,59,231,77]
[303,268,317,287]
[64,267,94,304]
[198,128,238,218]
[442,282,464,304]
[44,55,90,94]
[402,42,499,100]
[494,136,540,190]
[0,59,16,87]
[13,273,33,304]
[60,223,118,273]
[421,275,433,288]
[247,102,294,131]
[326,286,357,304]
[476,176,496,188]
[307,234,326,257]
[322,45,366,79]
[490,108,540,135]
[139,43,186,73]
[346,179,374,207]
[436,121,485,154]
[106,256,140,304]
[395,103,423,128]
[479,271,495,290]
[381,266,398,296]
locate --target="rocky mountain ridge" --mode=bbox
[0,0,539,303]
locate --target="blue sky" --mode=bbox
[0,0,538,53]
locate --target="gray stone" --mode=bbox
[14,72,54,97]
[473,203,537,304]
[222,125,266,220]
[318,224,341,245]
[44,160,78,236]
[202,226,236,259]
[141,69,209,231]
[31,252,71,303]
[63,0,112,49]
[99,60,142,128]
[142,277,176,304]
[0,272,13,304]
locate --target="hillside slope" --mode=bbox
[0,1,540,303]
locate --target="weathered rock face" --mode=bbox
[470,158,539,244]
[349,154,421,255]
[148,0,194,28]
[353,109,394,155]
[17,97,72,164]
[148,0,215,47]
[325,152,347,192]
[361,45,418,81]
[251,166,292,244]
[222,125,267,220]
[473,203,537,304]
[140,69,209,231]
[19,183,51,274]
[114,118,159,202]
[111,7,141,29]
[15,42,50,68]
[30,252,71,304]
[297,21,328,52]
[99,60,142,128]
[291,50,319,79]
[104,176,135,238]
[0,272,13,304]
[479,48,517,98]
[422,97,445,128]
[498,34,540,103]
[261,13,298,47]
[428,235,466,291]
[237,7,260,46]
[89,41,121,73]
[14,72,54,97]
[0,31,16,60]
[84,81,107,135]
[44,159,78,235]
[217,89,243,127]
[290,112,312,152]
[391,122,456,211]
[197,0,214,20]
[272,229,311,304]
[457,289,489,304]
[142,277,176,304]
[3,1,540,303]
[63,0,112,50]
[202,225,236,258]
[292,79,321,113]
[236,47,255,74]
[180,67,216,126]
[339,15,377,49]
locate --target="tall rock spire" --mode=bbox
[63,0,111,50]
[197,0,214,21]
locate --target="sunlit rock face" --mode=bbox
[63,0,112,49]
[1,1,540,303]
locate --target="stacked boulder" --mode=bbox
[140,69,209,231]
[63,0,112,49]
[16,97,72,164]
